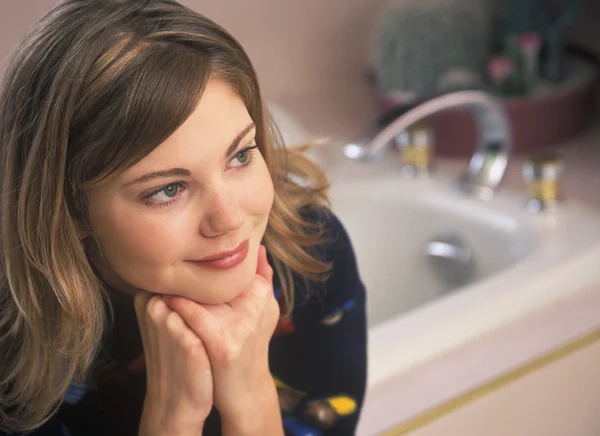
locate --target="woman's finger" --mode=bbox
[163,296,222,352]
[164,310,204,352]
[134,290,154,322]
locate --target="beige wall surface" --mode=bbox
[0,1,386,140]
[0,0,387,98]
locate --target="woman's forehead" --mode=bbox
[117,80,255,180]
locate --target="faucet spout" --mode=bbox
[344,91,512,199]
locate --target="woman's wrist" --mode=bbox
[139,416,206,436]
[139,398,206,436]
[219,374,283,435]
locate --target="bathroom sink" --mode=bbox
[326,158,600,387]
[330,172,538,327]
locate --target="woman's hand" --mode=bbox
[134,291,213,436]
[164,244,281,430]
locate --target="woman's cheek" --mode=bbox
[107,209,182,265]
[251,160,275,215]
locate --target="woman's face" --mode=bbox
[86,79,274,304]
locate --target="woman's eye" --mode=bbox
[229,145,258,168]
[146,182,181,203]
[231,150,250,166]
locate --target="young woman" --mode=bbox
[0,1,367,435]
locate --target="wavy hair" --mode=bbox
[0,0,330,431]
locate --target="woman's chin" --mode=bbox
[183,276,255,305]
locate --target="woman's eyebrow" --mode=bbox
[124,168,192,187]
[123,122,256,187]
[224,122,255,157]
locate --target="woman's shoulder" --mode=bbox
[298,205,354,257]
[291,205,365,320]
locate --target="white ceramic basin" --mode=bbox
[331,175,538,327]
[326,159,600,388]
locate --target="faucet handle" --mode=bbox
[395,124,434,177]
[522,152,563,212]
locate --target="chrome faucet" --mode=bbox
[344,90,512,200]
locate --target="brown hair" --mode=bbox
[0,0,330,432]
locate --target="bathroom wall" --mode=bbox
[0,0,386,141]
[0,0,385,97]
[0,1,56,72]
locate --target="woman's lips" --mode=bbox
[188,240,250,270]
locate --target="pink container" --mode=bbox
[368,54,600,157]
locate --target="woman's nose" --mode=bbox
[200,187,244,238]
